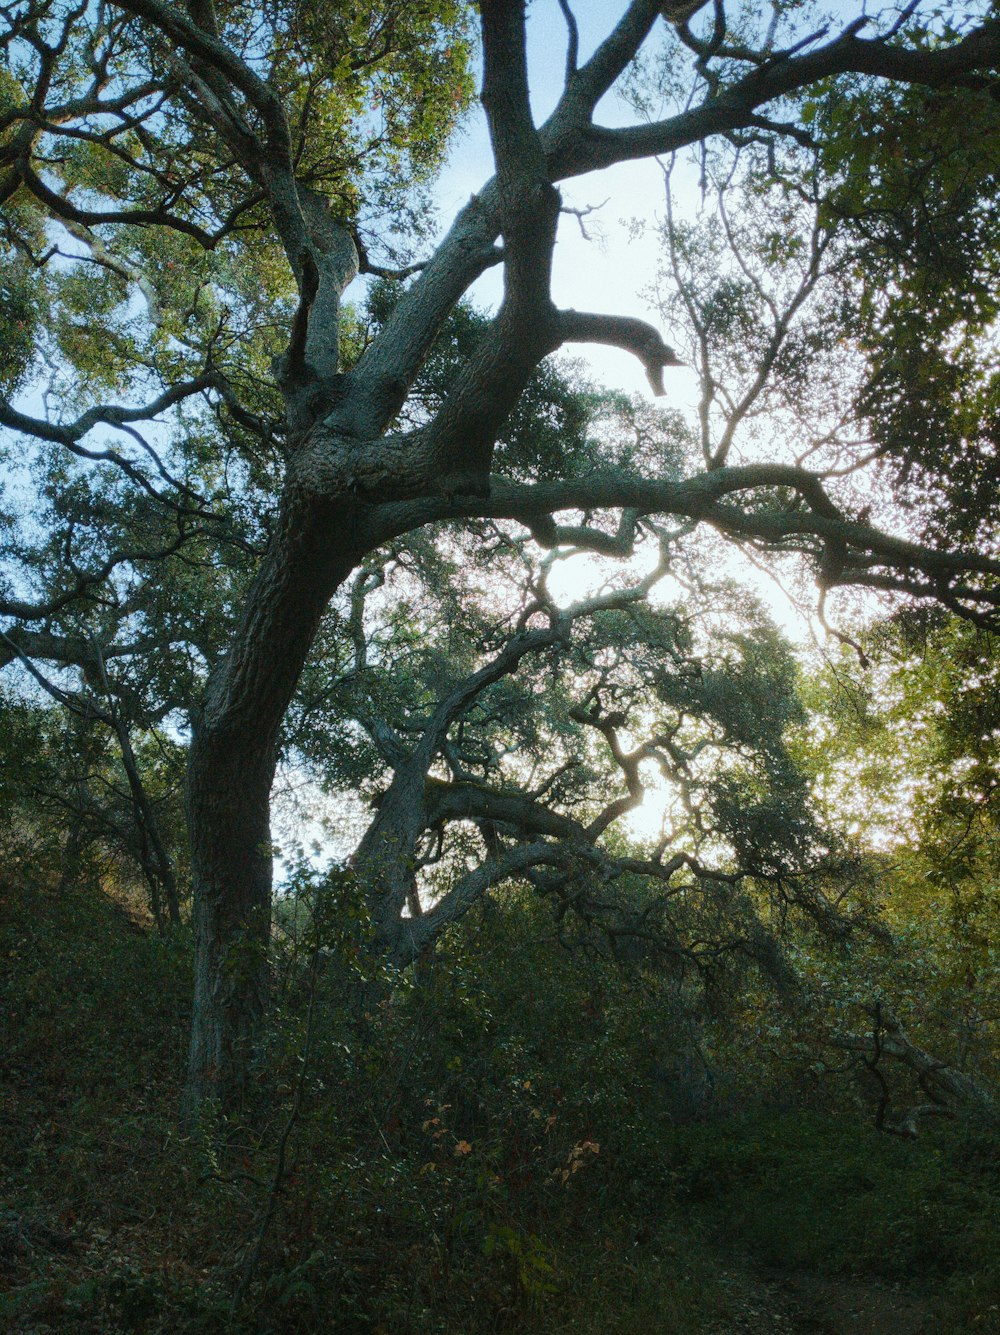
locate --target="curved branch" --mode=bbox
[15,158,220,248]
[391,839,568,966]
[546,14,1000,178]
[558,309,684,395]
[376,466,1000,616]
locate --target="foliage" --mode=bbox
[3,868,1000,1332]
[815,74,1000,544]
[794,612,1000,1092]
[2,7,1000,1320]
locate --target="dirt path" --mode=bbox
[708,1269,935,1334]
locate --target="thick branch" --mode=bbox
[354,619,568,942]
[425,777,588,843]
[557,0,664,121]
[374,466,1000,615]
[0,627,183,673]
[831,1006,995,1115]
[558,309,683,395]
[552,16,1000,177]
[391,840,568,966]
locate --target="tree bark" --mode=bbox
[183,484,368,1113]
[184,727,274,1114]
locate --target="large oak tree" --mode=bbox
[3,0,1000,1110]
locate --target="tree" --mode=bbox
[3,0,1000,1112]
[800,609,1000,1099]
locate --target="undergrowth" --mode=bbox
[2,877,998,1332]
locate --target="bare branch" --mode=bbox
[557,0,664,121]
[0,379,220,513]
[556,0,580,81]
[558,309,684,395]
[546,14,1000,178]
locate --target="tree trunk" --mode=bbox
[182,485,368,1114]
[184,726,276,1114]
